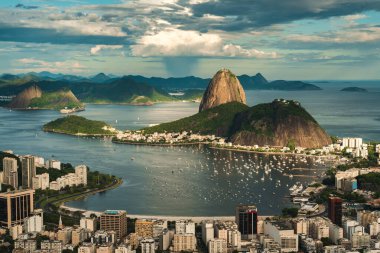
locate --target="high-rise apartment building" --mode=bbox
[0,189,35,228]
[328,197,343,226]
[21,156,36,189]
[235,205,258,239]
[100,210,127,240]
[3,157,18,188]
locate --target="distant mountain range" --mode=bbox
[0,71,321,91]
[0,71,322,107]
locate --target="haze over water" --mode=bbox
[0,82,379,216]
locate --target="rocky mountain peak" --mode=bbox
[8,84,42,109]
[199,69,247,112]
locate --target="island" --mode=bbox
[341,87,368,92]
[8,84,84,111]
[43,115,117,136]
[120,69,331,149]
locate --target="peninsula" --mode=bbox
[43,115,117,136]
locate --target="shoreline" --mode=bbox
[60,204,274,223]
[209,146,339,159]
[112,140,208,146]
[112,140,340,159]
[43,129,116,138]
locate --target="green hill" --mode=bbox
[29,90,83,109]
[143,102,249,136]
[72,77,175,104]
[43,115,115,136]
[229,99,332,148]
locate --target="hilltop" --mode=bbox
[199,69,246,112]
[43,115,115,136]
[229,99,332,148]
[8,85,83,110]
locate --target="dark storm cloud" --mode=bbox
[15,4,38,10]
[0,26,128,45]
[190,0,380,30]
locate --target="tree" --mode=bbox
[282,207,299,218]
[321,237,334,246]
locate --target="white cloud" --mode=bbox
[16,58,85,73]
[288,26,380,43]
[90,45,123,55]
[131,29,278,58]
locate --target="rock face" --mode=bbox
[8,84,42,108]
[199,69,246,112]
[229,99,332,148]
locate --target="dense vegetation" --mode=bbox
[281,207,299,217]
[143,102,249,136]
[43,115,114,135]
[357,173,380,197]
[29,90,83,109]
[229,100,317,138]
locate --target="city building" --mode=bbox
[91,230,116,245]
[175,220,195,235]
[14,239,37,253]
[80,216,97,232]
[32,173,49,190]
[78,242,96,253]
[3,157,18,188]
[41,240,63,253]
[159,229,170,251]
[72,227,87,246]
[342,138,363,148]
[45,159,61,170]
[152,220,167,238]
[75,165,88,186]
[328,197,343,226]
[202,220,214,246]
[135,219,154,238]
[208,238,227,253]
[351,231,370,249]
[23,209,43,233]
[57,226,73,244]
[328,223,343,244]
[100,210,127,240]
[21,155,36,189]
[0,189,35,228]
[141,238,155,253]
[263,221,298,253]
[236,205,258,240]
[173,233,196,252]
[96,243,114,253]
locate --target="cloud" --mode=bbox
[0,26,128,45]
[15,4,38,10]
[288,26,380,44]
[131,29,277,58]
[190,0,380,30]
[15,58,85,73]
[90,45,123,55]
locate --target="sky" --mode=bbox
[1,0,380,80]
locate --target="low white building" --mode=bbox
[209,238,227,253]
[46,159,61,170]
[263,221,298,253]
[23,209,43,233]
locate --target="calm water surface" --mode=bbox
[0,82,379,216]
